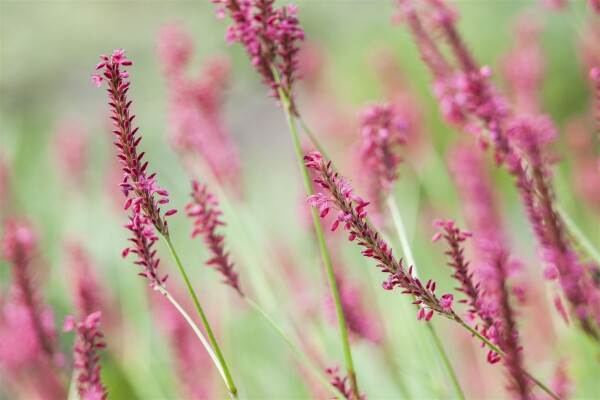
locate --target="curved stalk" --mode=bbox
[161,235,239,399]
[276,86,359,399]
[154,285,224,380]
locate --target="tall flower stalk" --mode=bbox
[433,220,530,397]
[214,2,360,397]
[396,0,600,339]
[304,151,560,399]
[92,49,238,398]
[63,311,108,400]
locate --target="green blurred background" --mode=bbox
[1,0,599,399]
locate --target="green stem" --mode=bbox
[161,235,239,399]
[386,195,465,400]
[459,321,561,400]
[278,88,360,400]
[244,298,346,400]
[298,117,328,157]
[154,285,225,381]
[557,205,600,265]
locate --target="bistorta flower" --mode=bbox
[92,49,176,236]
[63,311,107,400]
[185,180,242,295]
[304,151,454,322]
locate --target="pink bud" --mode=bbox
[164,209,177,216]
[425,310,434,321]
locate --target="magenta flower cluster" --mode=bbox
[359,103,406,212]
[433,220,530,396]
[185,180,242,295]
[214,0,304,112]
[63,311,107,400]
[0,220,60,363]
[121,213,168,289]
[432,220,499,360]
[157,24,242,192]
[92,49,176,236]
[305,151,454,321]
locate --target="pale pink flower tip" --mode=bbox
[440,293,454,310]
[90,74,103,87]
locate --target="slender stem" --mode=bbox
[557,205,600,265]
[154,285,225,381]
[386,195,419,276]
[298,117,328,157]
[458,321,561,400]
[244,298,346,400]
[161,235,239,399]
[277,87,359,399]
[386,195,465,399]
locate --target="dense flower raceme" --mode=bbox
[185,180,242,295]
[214,0,304,112]
[304,151,454,321]
[121,212,169,289]
[432,220,530,397]
[0,220,60,363]
[506,117,600,336]
[91,49,176,236]
[0,220,65,398]
[397,0,600,337]
[358,103,406,214]
[157,24,242,191]
[63,311,107,400]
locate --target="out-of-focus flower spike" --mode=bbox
[157,24,242,193]
[358,103,406,219]
[63,311,107,400]
[185,180,243,296]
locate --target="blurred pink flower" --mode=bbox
[63,311,107,400]
[157,24,242,193]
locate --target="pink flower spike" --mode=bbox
[66,312,108,400]
[304,151,455,321]
[186,181,242,296]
